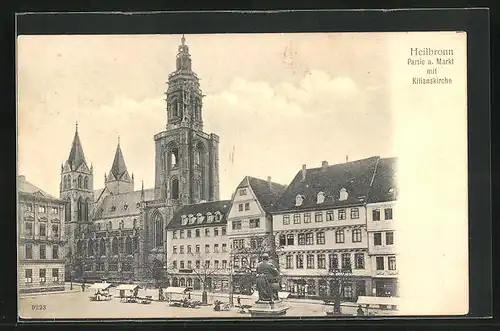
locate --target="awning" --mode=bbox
[165,287,190,294]
[90,283,112,290]
[115,284,140,291]
[357,296,400,306]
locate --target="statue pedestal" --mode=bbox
[248,300,289,317]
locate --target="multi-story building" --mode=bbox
[60,35,221,283]
[166,200,231,291]
[272,157,382,301]
[18,175,67,293]
[366,157,398,297]
[226,176,286,293]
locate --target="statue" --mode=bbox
[255,253,280,302]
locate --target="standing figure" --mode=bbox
[255,253,280,302]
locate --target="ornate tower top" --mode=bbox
[66,122,86,171]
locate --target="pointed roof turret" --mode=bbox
[109,136,128,180]
[67,122,86,170]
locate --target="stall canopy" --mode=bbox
[251,292,291,299]
[90,283,112,290]
[165,287,191,294]
[115,284,140,291]
[356,296,400,307]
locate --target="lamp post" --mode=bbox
[228,257,234,306]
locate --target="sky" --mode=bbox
[17,33,394,200]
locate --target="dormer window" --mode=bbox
[206,212,213,223]
[136,202,141,208]
[339,188,348,201]
[110,206,116,212]
[197,213,204,224]
[388,188,395,195]
[239,188,247,196]
[214,211,221,222]
[188,214,195,224]
[316,192,325,204]
[123,204,128,210]
[295,195,304,207]
[181,215,187,226]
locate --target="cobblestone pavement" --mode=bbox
[19,288,397,319]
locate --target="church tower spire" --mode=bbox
[105,136,134,195]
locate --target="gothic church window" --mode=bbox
[78,175,83,188]
[154,213,164,247]
[125,236,132,255]
[77,198,84,222]
[64,199,71,222]
[112,237,119,255]
[84,176,89,189]
[99,238,106,256]
[171,178,179,199]
[87,239,93,256]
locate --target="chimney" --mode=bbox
[321,160,328,170]
[301,164,307,181]
[346,155,349,163]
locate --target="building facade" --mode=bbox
[18,175,67,293]
[61,35,221,284]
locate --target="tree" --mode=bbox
[187,251,224,304]
[318,256,353,315]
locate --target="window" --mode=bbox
[233,258,240,268]
[286,255,293,269]
[52,225,59,238]
[279,234,286,246]
[317,254,326,269]
[339,188,348,201]
[214,260,220,269]
[295,195,304,207]
[25,269,32,283]
[222,260,227,269]
[352,229,362,243]
[195,245,200,253]
[52,245,59,259]
[250,219,260,228]
[24,222,33,236]
[287,234,294,245]
[232,221,242,230]
[298,233,306,245]
[172,261,177,269]
[172,230,177,239]
[316,232,325,244]
[305,233,314,245]
[40,244,46,259]
[214,244,219,253]
[338,209,346,220]
[341,253,351,269]
[205,260,210,269]
[238,204,243,212]
[233,239,244,249]
[38,205,46,213]
[386,232,394,245]
[207,214,214,222]
[181,216,187,226]
[195,229,200,237]
[222,227,226,235]
[244,203,250,211]
[376,256,384,270]
[343,284,353,299]
[326,210,334,221]
[293,214,301,224]
[39,269,46,283]
[52,268,59,282]
[374,232,382,246]
[385,208,393,220]
[329,254,338,270]
[26,204,33,212]
[388,256,396,270]
[39,224,46,237]
[187,230,192,238]
[283,215,290,225]
[119,220,124,230]
[355,253,365,269]
[187,245,192,253]
[195,260,200,269]
[180,230,184,239]
[25,244,33,259]
[214,228,219,236]
[306,254,315,268]
[239,189,247,196]
[52,207,58,214]
[315,212,323,223]
[296,254,304,268]
[180,261,185,269]
[205,244,210,253]
[372,209,381,221]
[179,245,184,254]
[335,230,345,243]
[187,261,192,269]
[222,243,227,252]
[173,246,177,254]
[304,213,311,223]
[203,228,210,237]
[132,219,137,228]
[350,208,359,219]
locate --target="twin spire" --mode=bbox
[67,122,86,170]
[109,135,129,180]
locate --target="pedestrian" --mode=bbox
[237,296,241,307]
[357,305,365,316]
[81,283,85,292]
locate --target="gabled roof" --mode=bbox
[167,200,232,229]
[237,176,287,213]
[67,127,86,171]
[95,188,155,219]
[18,176,60,201]
[108,141,130,181]
[367,157,398,203]
[274,156,380,212]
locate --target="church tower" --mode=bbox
[154,35,220,205]
[60,124,94,275]
[105,137,134,195]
